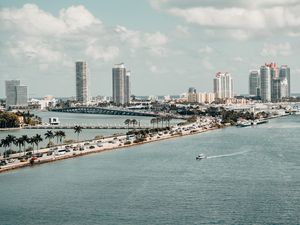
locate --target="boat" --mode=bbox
[196,154,206,160]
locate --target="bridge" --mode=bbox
[23,125,152,130]
[50,107,159,117]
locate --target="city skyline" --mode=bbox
[1,1,300,98]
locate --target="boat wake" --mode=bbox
[206,150,249,159]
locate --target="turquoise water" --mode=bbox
[0,116,299,224]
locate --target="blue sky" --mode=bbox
[1,0,300,98]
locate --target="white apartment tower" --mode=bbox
[76,61,88,104]
[249,70,260,96]
[112,63,130,105]
[260,65,271,102]
[279,65,290,97]
[213,72,234,99]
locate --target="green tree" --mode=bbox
[32,134,43,153]
[73,125,83,142]
[131,119,138,129]
[6,135,16,150]
[150,118,156,128]
[57,131,66,145]
[14,137,25,156]
[44,130,54,146]
[21,135,29,155]
[0,138,10,157]
[124,119,131,130]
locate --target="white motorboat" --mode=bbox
[196,154,206,160]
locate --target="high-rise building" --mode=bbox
[15,86,28,106]
[249,70,260,96]
[5,80,28,109]
[279,65,290,97]
[112,63,130,105]
[271,78,281,102]
[260,65,271,102]
[187,87,197,102]
[124,71,131,104]
[213,72,233,99]
[76,61,88,104]
[280,78,289,99]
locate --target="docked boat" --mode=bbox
[196,154,206,160]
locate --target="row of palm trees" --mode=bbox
[124,119,139,130]
[0,134,43,157]
[0,125,85,157]
[150,116,172,128]
[124,116,173,130]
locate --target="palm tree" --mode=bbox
[27,137,35,154]
[32,134,43,153]
[14,137,25,156]
[165,116,172,127]
[156,118,161,128]
[6,134,16,150]
[150,118,156,128]
[44,130,54,147]
[160,116,165,128]
[54,131,60,144]
[58,131,66,145]
[73,125,82,142]
[124,119,131,130]
[0,138,9,157]
[21,135,29,155]
[131,119,138,129]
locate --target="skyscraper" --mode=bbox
[112,63,130,105]
[124,70,131,104]
[213,72,233,99]
[187,87,197,102]
[260,65,271,102]
[271,78,281,102]
[76,61,88,104]
[279,65,290,97]
[5,80,28,109]
[249,70,260,96]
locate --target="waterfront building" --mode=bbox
[76,61,88,104]
[271,78,281,102]
[279,65,290,97]
[213,72,233,99]
[280,78,289,99]
[112,63,130,105]
[124,70,131,104]
[249,70,260,97]
[260,65,271,102]
[5,80,28,109]
[197,92,215,104]
[187,87,197,103]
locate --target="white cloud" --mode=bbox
[233,56,243,62]
[175,25,190,37]
[0,4,102,36]
[144,32,168,46]
[1,3,169,68]
[198,46,213,54]
[8,37,65,63]
[260,42,292,57]
[150,0,300,40]
[85,44,119,62]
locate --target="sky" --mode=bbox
[0,0,300,98]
